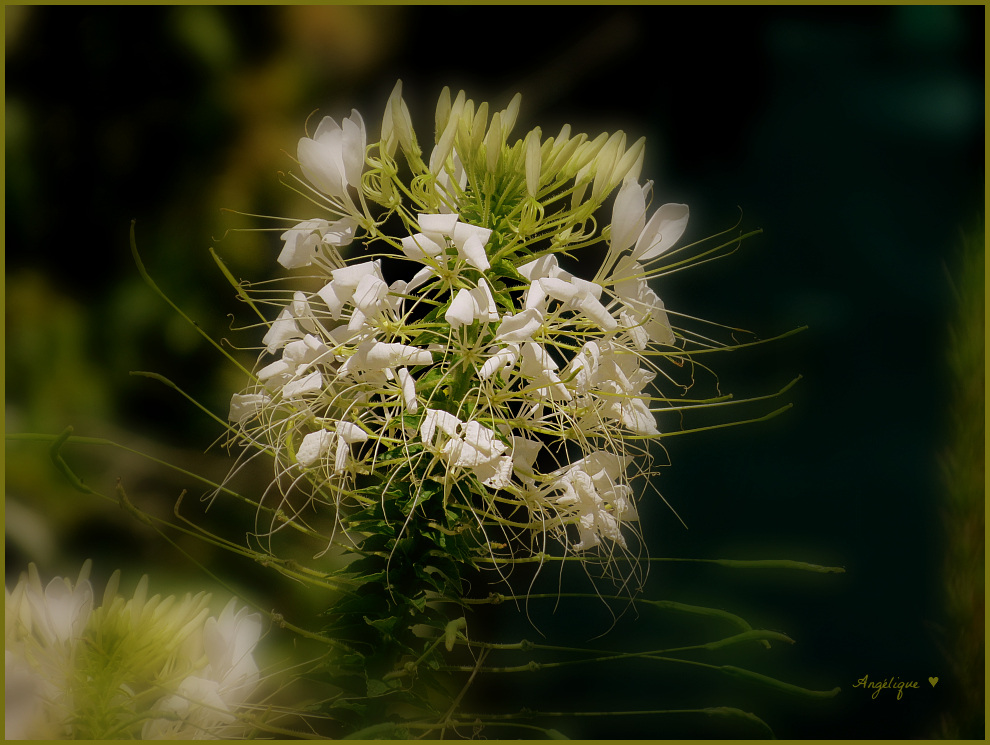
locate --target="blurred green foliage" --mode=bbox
[931,218,985,739]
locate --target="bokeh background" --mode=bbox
[5,5,984,738]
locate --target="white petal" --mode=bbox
[461,420,506,459]
[644,300,676,346]
[569,275,603,301]
[480,455,514,489]
[510,436,543,476]
[458,233,490,272]
[576,293,618,331]
[616,278,676,345]
[471,279,499,321]
[441,438,473,467]
[609,179,647,254]
[405,266,435,294]
[520,341,558,372]
[621,310,650,351]
[494,308,543,343]
[607,255,643,286]
[296,429,334,466]
[523,279,548,311]
[257,359,291,382]
[365,342,433,369]
[346,308,369,333]
[331,260,381,290]
[632,203,690,261]
[282,370,323,399]
[313,114,343,142]
[581,450,631,482]
[436,151,468,194]
[539,276,579,304]
[613,273,649,309]
[283,339,315,368]
[263,309,301,353]
[328,323,359,348]
[228,393,270,424]
[333,435,350,474]
[352,274,388,316]
[479,345,519,380]
[317,281,347,319]
[303,332,331,354]
[4,653,49,739]
[298,136,346,198]
[517,254,558,281]
[420,408,462,446]
[397,367,418,412]
[392,343,434,368]
[322,216,358,247]
[278,219,328,268]
[205,598,262,688]
[445,288,478,328]
[336,421,369,444]
[452,221,492,251]
[291,291,318,333]
[340,109,367,189]
[621,397,660,435]
[520,343,572,400]
[418,213,459,236]
[400,233,445,262]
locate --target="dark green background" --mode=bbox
[5,5,984,738]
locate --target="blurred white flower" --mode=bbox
[21,563,93,647]
[5,564,265,740]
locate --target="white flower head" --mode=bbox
[226,81,756,567]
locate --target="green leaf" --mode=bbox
[491,257,526,283]
[365,678,390,698]
[379,441,424,462]
[345,556,389,577]
[444,616,467,652]
[363,615,400,635]
[329,698,369,715]
[415,367,447,393]
[330,593,389,620]
[407,593,429,613]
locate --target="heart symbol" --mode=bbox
[929,677,939,687]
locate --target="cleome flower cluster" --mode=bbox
[5,561,263,739]
[228,82,695,557]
